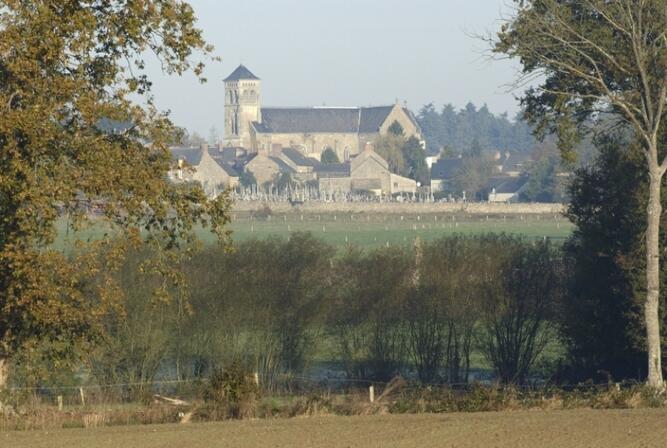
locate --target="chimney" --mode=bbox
[217,142,224,152]
[365,142,374,152]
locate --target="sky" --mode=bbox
[145,0,522,137]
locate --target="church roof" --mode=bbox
[224,64,260,82]
[259,108,359,133]
[359,106,394,133]
[255,105,407,134]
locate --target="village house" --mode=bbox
[318,144,417,196]
[170,144,240,195]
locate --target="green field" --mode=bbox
[54,212,573,250]
[223,212,573,248]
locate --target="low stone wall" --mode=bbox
[231,201,566,216]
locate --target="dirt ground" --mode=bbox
[4,408,667,448]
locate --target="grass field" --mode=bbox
[221,212,573,248]
[54,212,573,249]
[6,409,666,448]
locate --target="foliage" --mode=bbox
[520,155,562,203]
[0,1,231,385]
[373,134,428,184]
[496,0,667,385]
[388,121,405,136]
[417,102,535,155]
[320,147,340,164]
[561,134,667,381]
[477,237,563,383]
[239,170,258,188]
[449,156,496,199]
[328,246,413,381]
[201,361,259,420]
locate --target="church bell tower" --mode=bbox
[223,64,261,149]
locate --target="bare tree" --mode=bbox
[496,0,667,387]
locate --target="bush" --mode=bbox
[200,362,259,420]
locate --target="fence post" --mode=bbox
[57,395,63,411]
[254,372,259,387]
[79,387,86,407]
[369,385,375,403]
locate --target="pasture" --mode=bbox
[6,409,666,448]
[223,211,573,248]
[53,211,573,249]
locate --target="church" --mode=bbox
[222,65,423,161]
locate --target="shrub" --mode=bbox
[200,362,259,419]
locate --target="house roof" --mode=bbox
[224,64,260,82]
[315,162,351,177]
[268,156,296,173]
[170,146,241,177]
[486,176,529,194]
[171,147,204,165]
[255,105,412,134]
[502,152,533,171]
[282,148,321,167]
[430,158,464,180]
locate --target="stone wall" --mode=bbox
[232,201,566,215]
[253,131,362,160]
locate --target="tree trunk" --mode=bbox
[0,356,7,391]
[646,169,664,388]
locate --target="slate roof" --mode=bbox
[170,146,241,177]
[486,176,529,194]
[224,64,260,82]
[171,147,203,165]
[359,106,394,133]
[268,156,296,173]
[430,158,464,180]
[255,105,411,134]
[502,152,533,171]
[259,108,359,133]
[315,162,351,177]
[282,148,321,167]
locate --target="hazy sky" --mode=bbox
[146,0,521,136]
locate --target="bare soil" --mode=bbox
[4,408,667,448]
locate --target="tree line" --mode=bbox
[9,233,565,394]
[417,103,535,156]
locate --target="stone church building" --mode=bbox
[223,65,422,161]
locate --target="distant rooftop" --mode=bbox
[224,64,260,82]
[255,105,411,134]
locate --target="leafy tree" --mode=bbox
[402,136,429,186]
[239,170,257,189]
[387,120,405,136]
[496,0,667,386]
[416,102,536,155]
[273,172,296,192]
[0,1,230,390]
[478,237,562,384]
[561,134,667,381]
[450,157,495,200]
[374,134,407,176]
[320,147,340,164]
[520,155,562,203]
[374,134,428,184]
